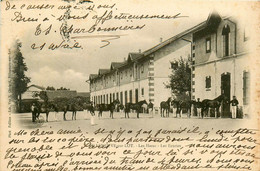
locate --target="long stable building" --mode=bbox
[88,12,250,117]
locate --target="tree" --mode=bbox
[9,40,31,112]
[46,86,55,90]
[166,57,191,100]
[57,87,70,90]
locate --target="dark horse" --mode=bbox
[117,104,124,112]
[36,102,54,122]
[147,101,154,114]
[178,100,196,118]
[160,98,171,117]
[125,100,148,118]
[201,94,228,118]
[97,99,120,119]
[171,99,179,117]
[63,103,80,120]
[84,102,95,116]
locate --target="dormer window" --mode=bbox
[222,25,230,57]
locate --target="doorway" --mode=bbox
[221,73,231,117]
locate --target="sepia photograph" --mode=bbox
[1,0,259,170]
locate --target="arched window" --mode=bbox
[222,25,230,57]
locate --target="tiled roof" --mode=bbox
[46,90,77,100]
[27,84,46,90]
[98,69,110,75]
[111,62,123,69]
[77,92,90,97]
[128,53,144,61]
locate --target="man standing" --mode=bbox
[230,96,239,119]
[31,103,37,122]
[196,98,202,118]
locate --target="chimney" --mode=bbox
[139,49,141,53]
[160,37,163,43]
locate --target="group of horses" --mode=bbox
[160,94,229,118]
[32,94,228,123]
[33,99,150,122]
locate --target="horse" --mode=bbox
[117,104,124,112]
[84,103,95,116]
[147,101,154,114]
[125,100,148,118]
[160,97,172,117]
[62,103,80,120]
[69,104,78,120]
[178,100,196,118]
[36,102,54,122]
[171,100,179,117]
[201,94,228,118]
[97,99,120,119]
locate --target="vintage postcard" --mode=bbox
[0,0,260,170]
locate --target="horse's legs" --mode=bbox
[180,109,182,118]
[214,108,217,118]
[137,111,139,118]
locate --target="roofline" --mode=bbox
[88,12,224,81]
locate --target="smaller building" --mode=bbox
[21,84,46,112]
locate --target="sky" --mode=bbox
[1,0,253,92]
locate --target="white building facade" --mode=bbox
[191,13,250,117]
[89,12,250,117]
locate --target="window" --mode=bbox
[243,71,250,105]
[206,38,211,53]
[141,64,144,73]
[222,25,230,57]
[141,88,144,96]
[205,76,211,89]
